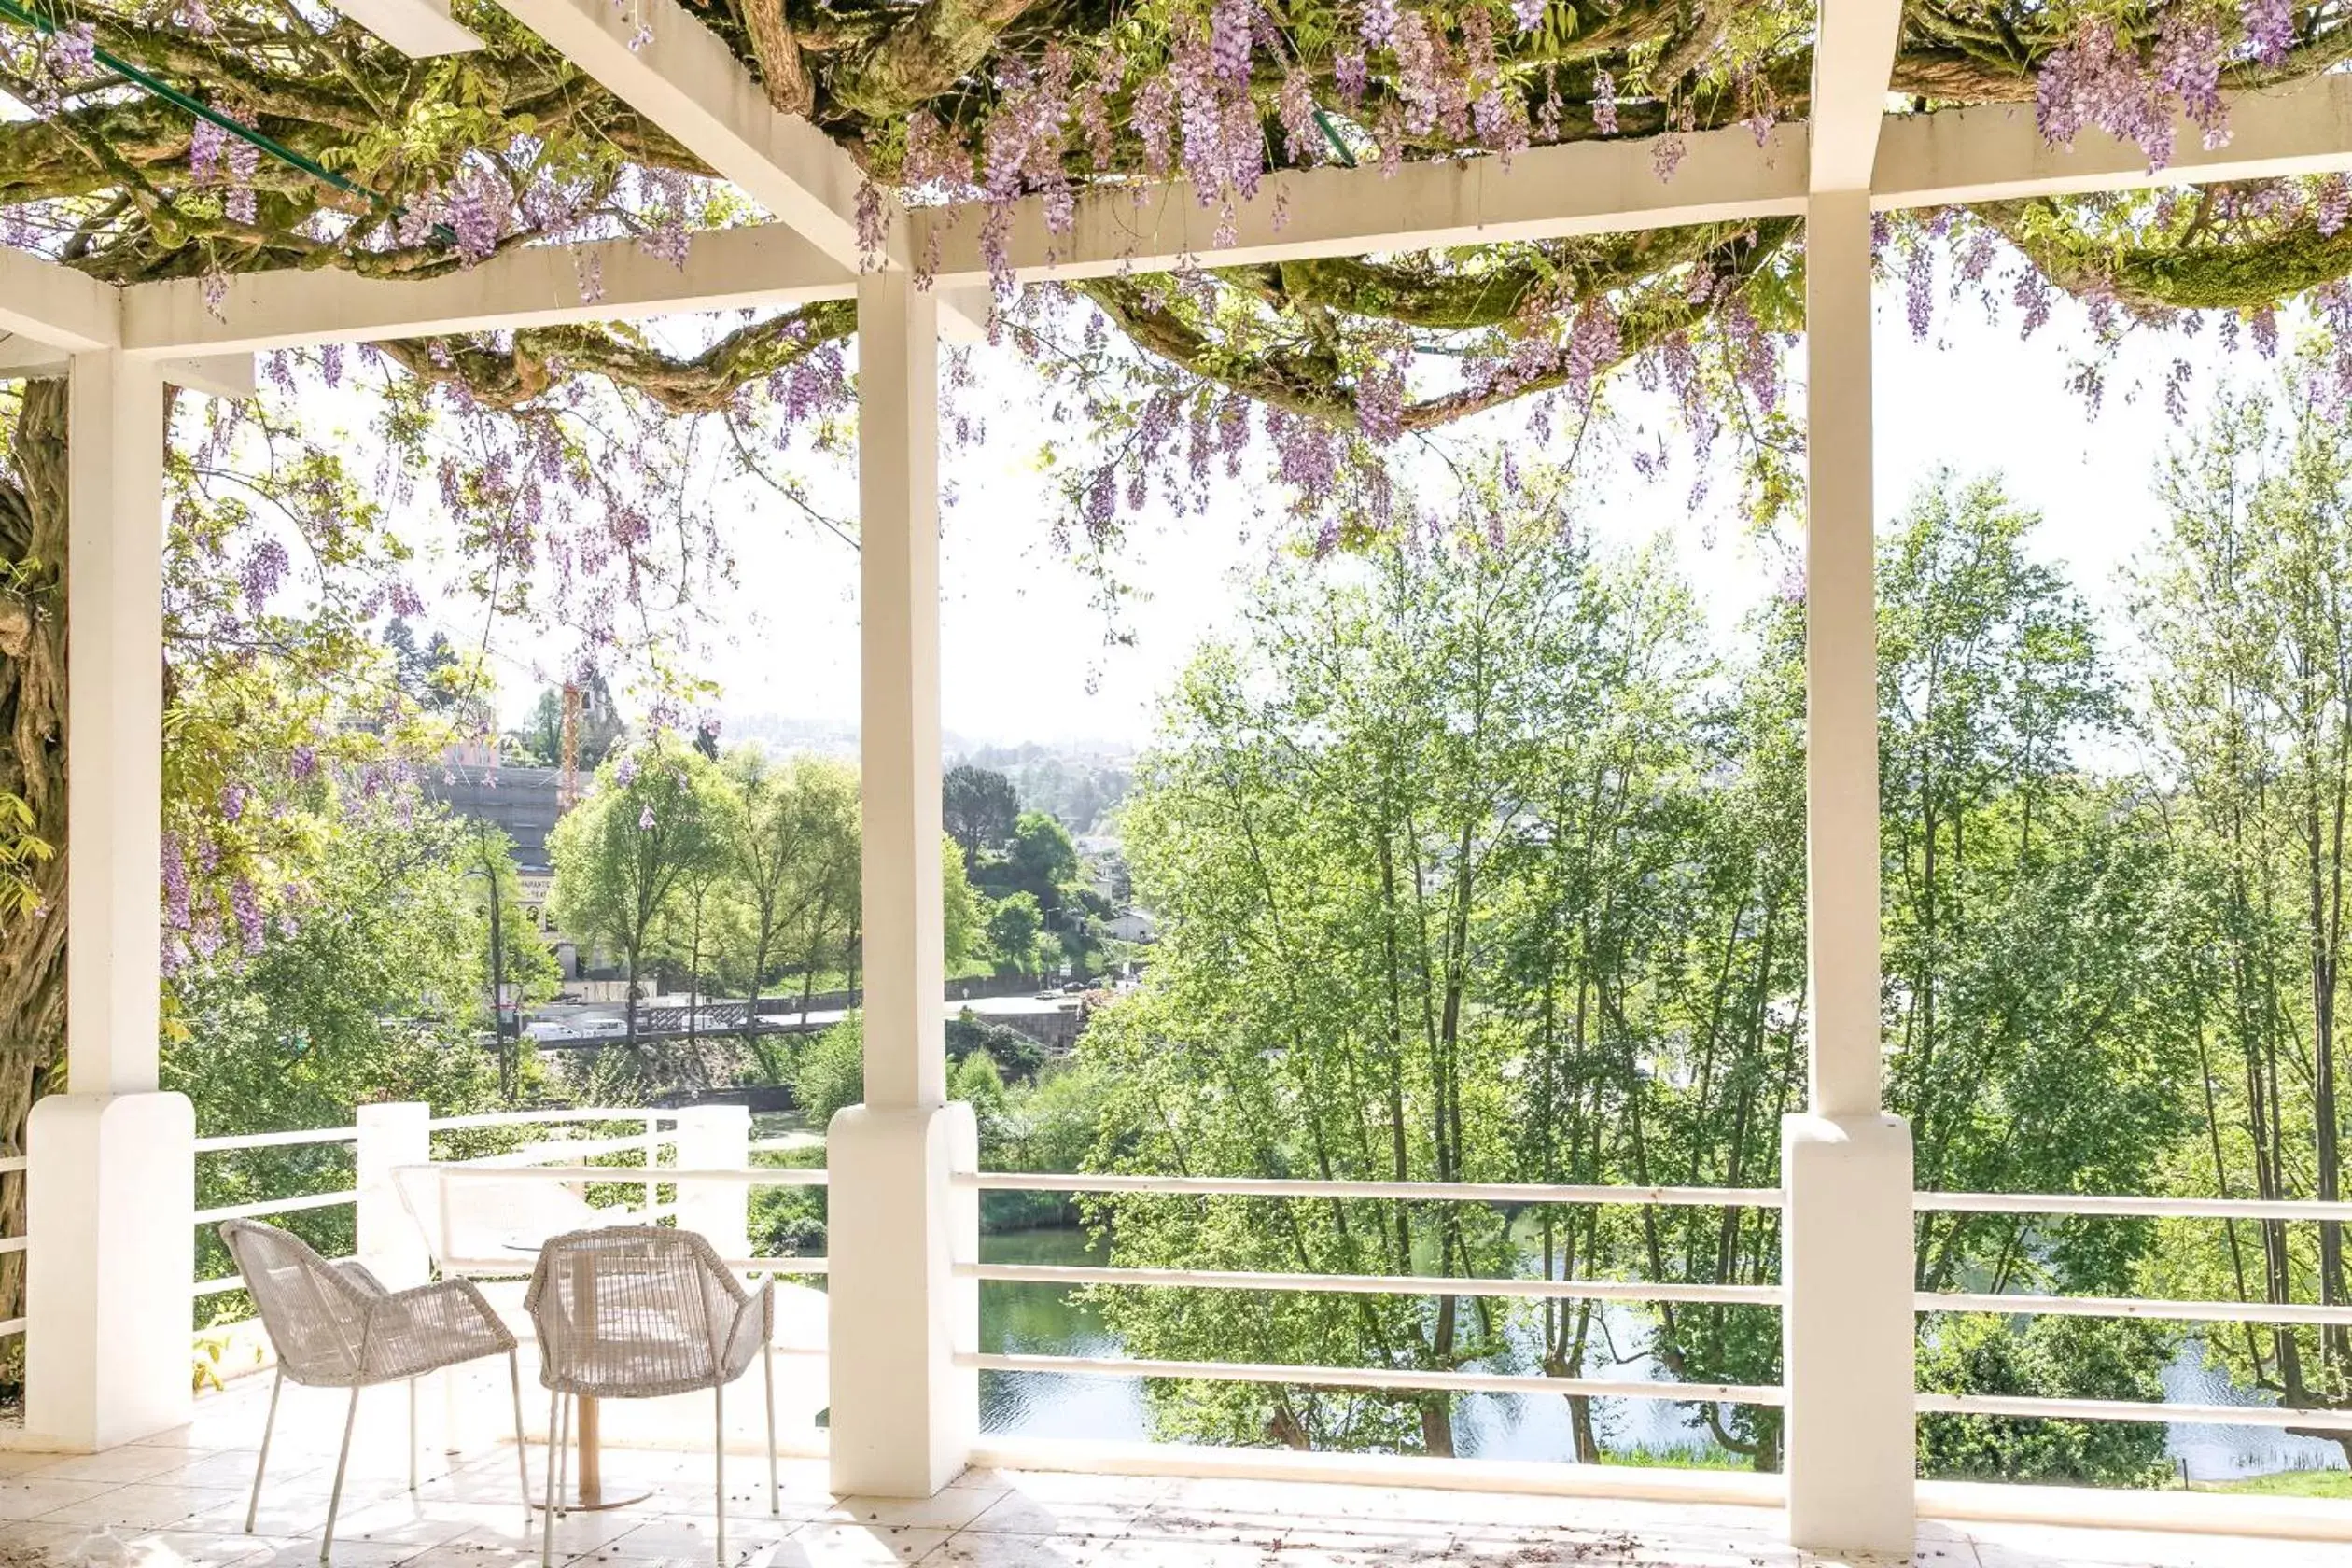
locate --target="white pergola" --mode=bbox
[7,0,2352,1556]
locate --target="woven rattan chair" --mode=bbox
[218,1218,530,1562]
[525,1225,777,1566]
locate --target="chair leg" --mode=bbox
[408,1377,420,1491]
[509,1351,531,1514]
[712,1380,727,1566]
[555,1392,572,1516]
[245,1365,283,1534]
[320,1384,362,1565]
[542,1388,562,1568]
[763,1343,778,1516]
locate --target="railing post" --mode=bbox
[1781,188,1916,1557]
[673,1104,749,1261]
[356,1102,431,1289]
[25,351,194,1451]
[827,265,978,1497]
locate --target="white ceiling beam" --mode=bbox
[0,337,254,399]
[494,0,870,268]
[0,247,121,354]
[1874,73,2352,208]
[120,224,853,357]
[914,122,1811,290]
[329,0,483,57]
[103,78,2352,357]
[1812,0,1904,192]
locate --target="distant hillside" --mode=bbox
[714,716,1136,835]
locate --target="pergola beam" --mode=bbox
[92,78,2352,357]
[1874,73,2352,206]
[914,123,1811,290]
[119,224,852,357]
[493,0,872,268]
[0,246,121,354]
[1811,0,1904,193]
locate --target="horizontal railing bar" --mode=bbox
[428,1109,669,1131]
[435,1164,826,1186]
[1914,1393,2352,1430]
[195,1189,357,1223]
[463,1133,676,1168]
[719,1257,829,1275]
[964,1173,1780,1208]
[195,1127,358,1152]
[963,1351,1784,1406]
[1914,1192,2352,1223]
[0,1237,25,1256]
[192,1275,245,1297]
[0,1155,22,1174]
[0,1316,23,1336]
[1923,1291,2352,1327]
[961,1264,1780,1307]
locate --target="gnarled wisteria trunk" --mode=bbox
[0,382,75,1364]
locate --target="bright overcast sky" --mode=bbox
[401,273,2224,755]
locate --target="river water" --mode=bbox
[977,1226,2350,1481]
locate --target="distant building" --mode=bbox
[1107,908,1156,944]
[428,746,564,872]
[427,747,581,979]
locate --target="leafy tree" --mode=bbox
[2135,374,2352,1453]
[1878,474,2191,1303]
[546,741,723,1041]
[1916,1316,2176,1487]
[791,1012,867,1126]
[946,1013,1046,1084]
[1003,812,1081,908]
[986,891,1044,975]
[717,749,859,1033]
[167,802,527,1307]
[1080,469,1734,1457]
[943,836,985,974]
[945,765,1021,860]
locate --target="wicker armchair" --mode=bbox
[218,1219,531,1562]
[525,1226,777,1566]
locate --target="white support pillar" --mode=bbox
[356,1102,431,1289]
[827,269,977,1496]
[26,351,195,1451]
[853,266,945,1118]
[1781,189,1916,1558]
[672,1103,749,1262]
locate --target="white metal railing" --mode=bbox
[172,1115,2352,1445]
[959,1262,1779,1307]
[959,1351,1786,1407]
[959,1170,1784,1407]
[1914,1189,2352,1431]
[0,1150,21,1340]
[191,1108,677,1303]
[193,1127,358,1153]
[1914,1190,2352,1224]
[961,1171,1782,1208]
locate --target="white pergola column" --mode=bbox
[25,351,195,1451]
[826,270,978,1498]
[1779,189,1916,1555]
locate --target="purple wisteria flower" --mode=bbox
[231,878,266,955]
[2243,0,2294,67]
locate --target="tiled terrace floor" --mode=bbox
[0,1373,2340,1568]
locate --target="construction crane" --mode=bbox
[557,676,582,811]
